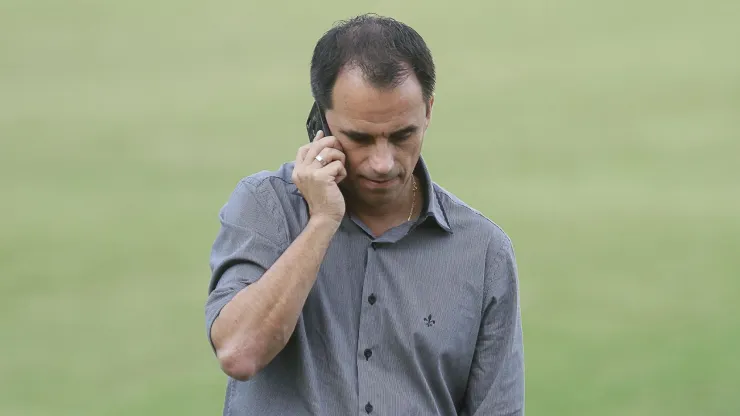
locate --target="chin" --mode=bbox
[358,194,395,209]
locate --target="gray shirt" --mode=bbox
[205,157,525,416]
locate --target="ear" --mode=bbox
[424,94,434,129]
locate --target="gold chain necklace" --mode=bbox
[407,176,418,221]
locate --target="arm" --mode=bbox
[205,179,339,381]
[462,229,525,415]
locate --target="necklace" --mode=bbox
[407,176,418,221]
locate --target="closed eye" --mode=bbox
[340,125,418,144]
[389,126,418,141]
[342,130,374,143]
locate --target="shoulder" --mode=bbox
[432,182,514,253]
[232,161,298,198]
[219,161,299,231]
[432,183,518,302]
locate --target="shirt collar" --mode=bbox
[334,155,453,234]
[415,156,453,234]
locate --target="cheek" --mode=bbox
[404,135,423,157]
[343,151,364,175]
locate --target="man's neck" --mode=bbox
[346,174,422,237]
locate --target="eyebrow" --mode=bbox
[340,125,418,141]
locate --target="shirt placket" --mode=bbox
[356,241,381,414]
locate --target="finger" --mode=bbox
[311,147,346,168]
[297,129,323,163]
[304,135,334,163]
[327,136,345,153]
[313,130,325,143]
[318,134,345,155]
[320,160,345,180]
[335,166,348,183]
[296,144,311,164]
[304,135,338,164]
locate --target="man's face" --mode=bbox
[325,66,433,210]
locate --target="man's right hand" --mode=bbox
[292,131,348,225]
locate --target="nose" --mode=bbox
[368,140,394,176]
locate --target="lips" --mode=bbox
[361,177,398,189]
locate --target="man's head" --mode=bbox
[310,14,435,212]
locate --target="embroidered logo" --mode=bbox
[424,314,436,327]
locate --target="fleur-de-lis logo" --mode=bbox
[424,314,436,327]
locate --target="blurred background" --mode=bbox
[1,0,739,415]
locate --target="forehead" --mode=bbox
[329,66,426,131]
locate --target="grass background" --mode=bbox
[1,0,739,414]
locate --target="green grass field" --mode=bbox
[2,0,739,415]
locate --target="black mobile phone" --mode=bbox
[306,101,331,142]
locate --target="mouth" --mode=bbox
[360,177,399,189]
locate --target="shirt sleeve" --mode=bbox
[204,178,289,353]
[462,228,525,416]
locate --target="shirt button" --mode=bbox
[364,348,372,360]
[365,402,373,413]
[368,294,376,305]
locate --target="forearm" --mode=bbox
[211,216,339,380]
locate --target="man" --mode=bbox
[205,14,524,416]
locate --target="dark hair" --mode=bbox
[310,14,436,110]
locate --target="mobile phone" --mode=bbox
[306,101,331,142]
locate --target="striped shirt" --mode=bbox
[205,157,525,415]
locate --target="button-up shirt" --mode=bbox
[205,157,525,415]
